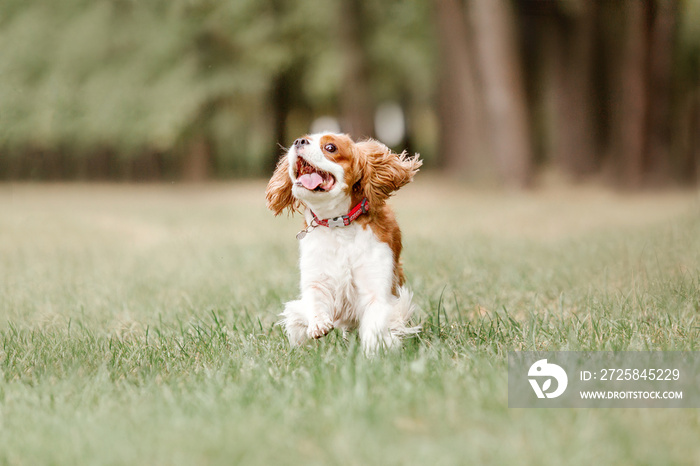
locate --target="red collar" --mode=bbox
[312,198,369,228]
[296,198,369,240]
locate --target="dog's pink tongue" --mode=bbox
[298,173,324,190]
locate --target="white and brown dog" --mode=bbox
[265,133,422,353]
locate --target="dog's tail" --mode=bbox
[389,286,421,337]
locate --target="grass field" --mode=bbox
[1,180,699,465]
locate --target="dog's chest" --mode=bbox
[298,223,393,288]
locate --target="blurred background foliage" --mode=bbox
[0,0,698,187]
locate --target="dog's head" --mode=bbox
[265,133,422,217]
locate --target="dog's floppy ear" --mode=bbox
[353,139,422,209]
[265,155,299,215]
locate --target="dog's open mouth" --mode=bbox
[295,157,336,192]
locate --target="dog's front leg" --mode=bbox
[302,283,335,339]
[359,299,399,355]
[280,283,334,345]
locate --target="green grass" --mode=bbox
[1,181,699,465]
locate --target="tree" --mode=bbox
[646,0,678,184]
[615,0,650,188]
[434,0,532,187]
[433,0,487,177]
[469,0,532,187]
[338,0,374,139]
[548,0,599,178]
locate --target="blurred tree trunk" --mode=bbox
[339,0,374,139]
[433,0,487,176]
[688,90,700,184]
[83,147,117,180]
[549,1,598,178]
[269,71,292,173]
[470,0,532,188]
[182,135,211,182]
[646,0,678,185]
[400,90,416,157]
[695,91,700,184]
[616,0,650,189]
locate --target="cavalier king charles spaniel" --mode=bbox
[265,132,422,354]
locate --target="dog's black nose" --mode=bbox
[293,138,309,148]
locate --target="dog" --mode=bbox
[265,132,422,353]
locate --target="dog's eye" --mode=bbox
[324,143,337,153]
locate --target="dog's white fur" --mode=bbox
[265,133,421,354]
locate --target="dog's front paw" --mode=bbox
[307,315,334,339]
